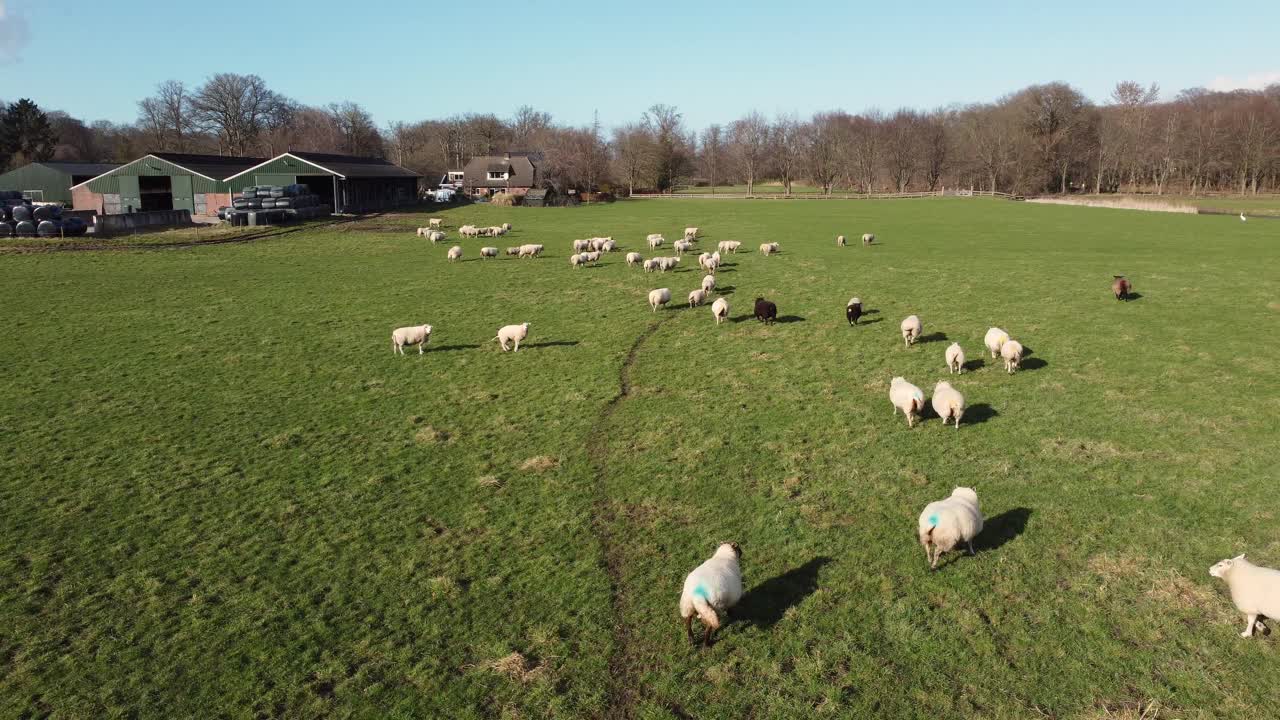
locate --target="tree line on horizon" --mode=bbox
[3,74,1278,197]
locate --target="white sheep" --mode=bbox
[918,487,983,570]
[415,227,429,237]
[759,242,779,255]
[505,247,520,256]
[590,237,606,251]
[570,253,585,268]
[684,226,699,239]
[674,239,694,256]
[447,245,463,262]
[428,218,443,229]
[984,327,1009,359]
[648,235,665,250]
[573,238,592,253]
[584,250,602,265]
[889,376,925,427]
[428,230,447,243]
[1001,339,1024,374]
[862,233,875,245]
[601,239,617,253]
[945,342,965,374]
[518,243,543,258]
[643,258,658,273]
[679,542,743,647]
[460,225,480,238]
[900,315,922,347]
[1209,555,1280,638]
[696,252,711,269]
[649,288,672,312]
[711,297,729,324]
[480,246,498,259]
[711,251,721,266]
[688,288,708,307]
[501,222,511,232]
[494,322,530,352]
[837,234,846,246]
[701,274,716,293]
[703,258,719,274]
[657,256,680,272]
[717,240,740,254]
[391,323,432,355]
[931,381,965,429]
[626,252,643,267]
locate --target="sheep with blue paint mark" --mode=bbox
[679,542,743,646]
[918,487,983,570]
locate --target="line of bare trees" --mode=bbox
[12,76,1280,197]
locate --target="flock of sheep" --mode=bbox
[401,214,1272,649]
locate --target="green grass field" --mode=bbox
[3,198,1279,719]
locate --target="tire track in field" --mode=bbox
[585,314,673,719]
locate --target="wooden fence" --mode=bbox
[629,189,1014,200]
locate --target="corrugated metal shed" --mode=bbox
[0,161,121,205]
[77,154,266,194]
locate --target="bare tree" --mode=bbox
[804,112,844,194]
[642,104,689,191]
[327,102,383,157]
[511,105,553,150]
[884,108,922,192]
[699,124,725,192]
[769,114,803,194]
[845,111,884,193]
[190,73,287,155]
[137,80,192,152]
[611,123,651,195]
[920,110,950,191]
[729,111,769,194]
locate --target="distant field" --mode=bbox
[672,182,827,194]
[2,198,1279,718]
[1082,193,1280,216]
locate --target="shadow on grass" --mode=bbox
[737,556,833,630]
[918,331,948,344]
[852,317,885,326]
[1119,292,1144,302]
[427,344,482,353]
[774,315,805,324]
[963,403,998,424]
[1020,357,1048,371]
[728,314,755,324]
[522,340,580,349]
[977,508,1032,553]
[962,358,985,372]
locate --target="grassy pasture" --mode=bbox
[2,198,1278,719]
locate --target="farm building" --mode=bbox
[463,152,541,198]
[71,153,266,217]
[224,152,420,213]
[0,161,120,206]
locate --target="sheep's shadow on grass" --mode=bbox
[861,308,880,316]
[427,344,482,353]
[918,332,949,344]
[1020,358,1049,371]
[736,556,833,631]
[715,286,736,296]
[728,314,757,324]
[851,317,884,326]
[962,358,985,372]
[521,340,579,349]
[774,315,805,324]
[976,508,1032,553]
[962,403,998,424]
[1120,292,1144,301]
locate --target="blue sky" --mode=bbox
[3,0,1277,131]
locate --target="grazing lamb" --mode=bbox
[889,377,926,428]
[837,234,846,246]
[711,251,721,266]
[501,222,511,232]
[945,342,965,374]
[658,256,680,272]
[697,252,711,269]
[570,253,586,268]
[627,252,643,267]
[759,242,780,255]
[460,225,480,238]
[711,297,729,324]
[505,247,521,256]
[701,274,716,293]
[518,243,544,258]
[584,250,602,265]
[754,297,777,324]
[590,237,606,252]
[918,487,983,570]
[717,240,741,254]
[862,233,875,245]
[984,327,1009,359]
[703,258,719,274]
[1209,555,1280,638]
[846,297,863,326]
[648,235,665,249]
[480,246,498,259]
[643,259,658,273]
[391,323,432,355]
[1112,275,1132,301]
[649,288,672,312]
[428,230,446,243]
[428,218,443,229]
[900,315,922,347]
[684,227,699,239]
[931,381,965,429]
[494,322,530,352]
[1000,339,1024,374]
[447,245,463,262]
[573,238,592,253]
[674,239,694,256]
[688,288,708,307]
[601,239,617,253]
[679,542,743,647]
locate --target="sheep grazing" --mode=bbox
[505,247,520,256]
[754,297,777,324]
[428,218,443,229]
[501,222,511,232]
[837,234,846,246]
[649,288,672,312]
[518,243,544,258]
[643,258,658,273]
[684,226,699,239]
[674,239,694,256]
[601,239,617,253]
[759,242,780,255]
[570,253,586,268]
[447,245,463,262]
[391,323,432,355]
[1000,339,1024,374]
[428,230,446,243]
[846,297,863,326]
[415,227,430,237]
[900,315,922,347]
[584,250,602,265]
[1112,275,1132,301]
[657,256,680,272]
[701,274,716,293]
[862,233,875,246]
[480,246,498,259]
[1209,555,1280,638]
[918,487,983,570]
[931,381,965,429]
[494,322,530,352]
[460,225,480,238]
[688,288,708,307]
[679,542,743,647]
[590,237,607,251]
[717,240,741,254]
[573,238,592,253]
[889,377,925,427]
[711,251,721,266]
[626,252,643,267]
[945,342,965,374]
[711,297,730,324]
[703,258,719,274]
[696,252,711,269]
[984,327,1009,359]
[648,235,665,250]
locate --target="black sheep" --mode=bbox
[846,298,863,325]
[754,297,777,324]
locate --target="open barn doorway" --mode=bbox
[138,175,173,211]
[296,176,335,210]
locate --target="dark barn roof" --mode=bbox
[463,154,538,189]
[150,153,268,180]
[37,161,121,176]
[288,151,420,179]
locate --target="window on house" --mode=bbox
[488,171,508,180]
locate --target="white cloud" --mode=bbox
[0,1,32,65]
[1207,70,1280,92]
